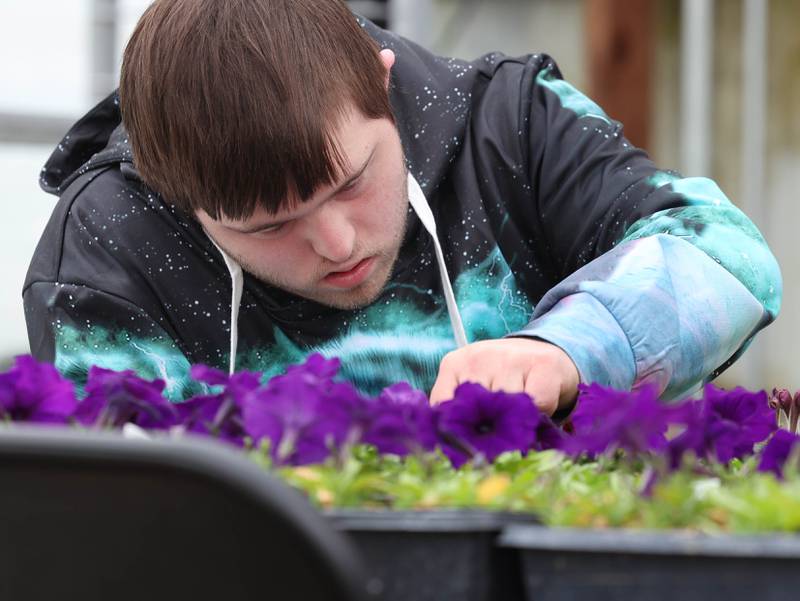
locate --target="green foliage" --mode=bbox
[250,445,800,533]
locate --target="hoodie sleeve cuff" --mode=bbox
[506,292,636,392]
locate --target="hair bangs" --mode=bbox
[197,78,355,222]
[120,0,394,222]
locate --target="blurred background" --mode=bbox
[1,0,795,391]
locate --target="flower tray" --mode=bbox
[499,524,800,601]
[326,509,539,601]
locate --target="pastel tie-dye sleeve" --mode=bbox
[514,228,776,399]
[506,58,781,399]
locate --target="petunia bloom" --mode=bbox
[190,364,232,388]
[666,398,710,468]
[176,391,247,445]
[565,383,669,458]
[435,383,542,468]
[178,366,261,445]
[0,355,76,424]
[706,386,776,460]
[668,385,776,467]
[363,382,437,456]
[285,353,341,381]
[242,354,354,465]
[73,366,176,429]
[757,429,800,479]
[531,412,566,452]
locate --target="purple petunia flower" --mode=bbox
[532,412,566,452]
[666,398,709,468]
[285,353,341,380]
[242,354,355,465]
[74,367,176,429]
[436,383,542,468]
[176,394,226,430]
[669,385,776,467]
[176,394,244,444]
[565,383,669,458]
[190,364,232,388]
[706,385,776,461]
[179,366,261,445]
[363,382,437,456]
[757,429,800,479]
[0,355,76,424]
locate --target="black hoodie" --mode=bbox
[24,19,781,400]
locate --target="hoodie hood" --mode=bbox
[40,92,130,196]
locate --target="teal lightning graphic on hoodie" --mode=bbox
[54,248,533,398]
[238,247,533,395]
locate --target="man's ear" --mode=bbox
[379,48,395,90]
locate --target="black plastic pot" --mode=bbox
[326,509,539,601]
[499,524,800,601]
[0,427,374,601]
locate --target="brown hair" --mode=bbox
[120,0,393,220]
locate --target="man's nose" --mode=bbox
[305,203,356,264]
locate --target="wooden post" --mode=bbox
[585,0,654,151]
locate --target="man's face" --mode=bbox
[196,108,409,310]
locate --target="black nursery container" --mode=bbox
[0,427,375,601]
[499,524,800,601]
[327,509,539,601]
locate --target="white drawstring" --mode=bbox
[203,231,243,375]
[203,172,468,378]
[406,174,468,347]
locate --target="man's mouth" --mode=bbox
[322,257,376,289]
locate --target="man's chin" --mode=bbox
[242,250,399,310]
[314,292,381,311]
[310,262,395,310]
[311,278,388,310]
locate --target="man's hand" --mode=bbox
[429,338,580,415]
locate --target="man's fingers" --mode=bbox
[432,365,527,405]
[429,369,459,405]
[523,374,558,416]
[489,372,526,395]
[429,339,579,415]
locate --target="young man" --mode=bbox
[24,0,781,417]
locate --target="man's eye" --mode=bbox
[341,177,360,193]
[255,223,284,235]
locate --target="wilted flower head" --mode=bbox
[0,355,76,424]
[363,382,437,456]
[74,367,175,429]
[436,383,542,468]
[565,383,669,458]
[757,430,800,479]
[770,388,793,417]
